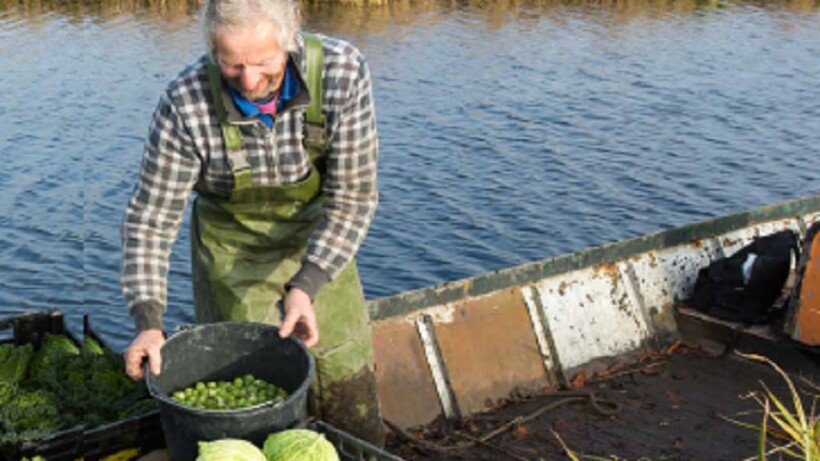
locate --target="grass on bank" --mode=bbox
[726,352,820,461]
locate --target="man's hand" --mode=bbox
[124,329,165,380]
[279,287,318,347]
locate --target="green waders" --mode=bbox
[190,34,384,445]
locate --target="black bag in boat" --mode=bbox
[692,230,799,324]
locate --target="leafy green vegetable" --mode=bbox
[263,429,339,461]
[0,332,156,459]
[0,381,17,407]
[196,439,267,461]
[26,333,80,383]
[31,346,154,428]
[0,388,62,445]
[0,389,60,434]
[0,337,75,458]
[82,335,105,356]
[0,343,33,384]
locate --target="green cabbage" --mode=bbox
[196,439,267,461]
[263,429,339,461]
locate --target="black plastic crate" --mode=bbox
[1,310,164,461]
[0,309,68,348]
[309,421,405,461]
[74,411,164,461]
[13,411,165,461]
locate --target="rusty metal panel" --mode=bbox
[794,224,820,345]
[532,266,652,371]
[371,318,442,428]
[432,289,549,416]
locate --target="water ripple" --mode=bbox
[1,2,819,345]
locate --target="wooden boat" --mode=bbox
[366,193,820,459]
[5,194,820,460]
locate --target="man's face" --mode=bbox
[214,22,288,101]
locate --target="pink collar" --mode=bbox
[254,94,280,115]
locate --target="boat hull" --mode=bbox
[366,195,820,428]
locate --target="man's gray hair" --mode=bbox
[203,0,302,57]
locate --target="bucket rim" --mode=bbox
[144,322,315,416]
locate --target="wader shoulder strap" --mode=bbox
[303,33,329,170]
[207,61,253,190]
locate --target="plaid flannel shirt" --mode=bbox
[121,33,379,331]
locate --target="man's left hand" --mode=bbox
[279,287,318,347]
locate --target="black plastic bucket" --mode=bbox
[145,322,315,461]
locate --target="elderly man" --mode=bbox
[120,0,383,444]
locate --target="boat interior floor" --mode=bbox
[388,309,820,461]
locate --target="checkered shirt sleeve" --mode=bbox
[121,91,201,323]
[305,42,379,278]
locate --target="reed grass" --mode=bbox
[0,0,203,20]
[726,352,820,461]
[0,0,816,18]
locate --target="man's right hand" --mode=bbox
[124,329,165,381]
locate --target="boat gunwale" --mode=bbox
[367,194,820,321]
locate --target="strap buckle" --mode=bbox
[304,122,328,150]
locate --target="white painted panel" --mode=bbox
[628,218,802,312]
[806,212,820,228]
[406,304,457,324]
[415,316,457,419]
[719,218,800,255]
[628,240,721,311]
[521,286,556,373]
[535,268,650,370]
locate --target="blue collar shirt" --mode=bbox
[227,60,300,128]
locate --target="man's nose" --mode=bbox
[240,67,260,91]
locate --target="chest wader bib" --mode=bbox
[190,34,384,445]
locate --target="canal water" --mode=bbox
[1,0,818,349]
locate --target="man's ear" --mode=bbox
[287,25,300,51]
[286,8,302,50]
